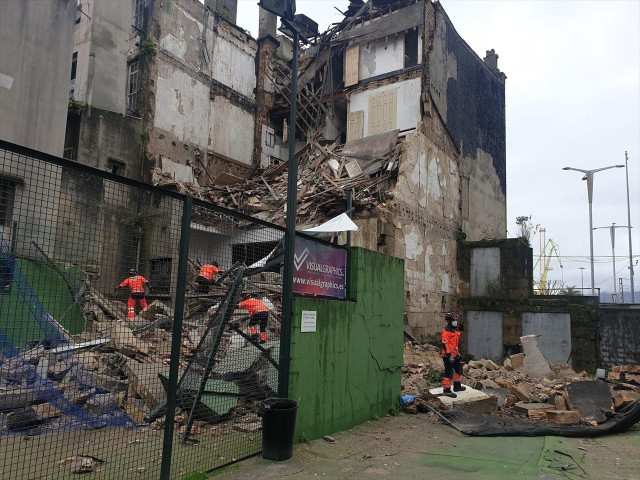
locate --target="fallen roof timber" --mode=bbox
[336,2,424,44]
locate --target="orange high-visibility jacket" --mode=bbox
[199,264,222,281]
[238,298,270,317]
[119,275,148,294]
[441,327,461,357]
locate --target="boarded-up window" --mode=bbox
[346,110,364,142]
[344,44,359,87]
[368,89,397,135]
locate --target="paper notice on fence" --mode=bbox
[301,310,317,333]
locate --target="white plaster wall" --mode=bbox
[521,312,572,365]
[358,34,405,81]
[211,35,256,100]
[154,62,211,148]
[210,97,254,164]
[467,311,503,362]
[470,247,500,296]
[348,78,421,137]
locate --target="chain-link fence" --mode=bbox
[0,140,292,479]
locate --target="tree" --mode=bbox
[560,285,581,296]
[515,215,540,244]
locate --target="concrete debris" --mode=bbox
[608,365,640,385]
[0,274,280,437]
[407,339,639,430]
[521,335,553,378]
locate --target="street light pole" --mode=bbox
[563,164,624,296]
[279,26,299,399]
[579,267,585,293]
[624,152,635,303]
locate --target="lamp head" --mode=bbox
[562,167,571,170]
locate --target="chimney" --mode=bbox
[483,49,499,71]
[259,7,277,38]
[205,0,237,24]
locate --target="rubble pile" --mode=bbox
[1,279,280,436]
[402,336,640,427]
[152,132,402,225]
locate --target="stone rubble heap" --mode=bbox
[402,336,640,426]
[0,281,279,437]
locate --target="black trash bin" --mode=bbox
[261,398,299,460]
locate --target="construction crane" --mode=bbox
[534,228,563,294]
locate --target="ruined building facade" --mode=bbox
[257,0,507,338]
[1,0,506,338]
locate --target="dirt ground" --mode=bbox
[213,413,640,480]
[0,424,260,479]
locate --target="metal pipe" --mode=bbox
[587,172,595,295]
[624,152,635,303]
[160,196,192,480]
[563,164,624,296]
[279,28,299,399]
[611,224,616,302]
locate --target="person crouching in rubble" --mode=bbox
[196,261,224,294]
[441,311,466,397]
[115,269,151,318]
[238,295,270,344]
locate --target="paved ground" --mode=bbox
[212,413,640,480]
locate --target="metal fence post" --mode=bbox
[278,28,300,399]
[160,196,192,480]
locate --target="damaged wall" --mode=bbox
[148,0,258,179]
[427,3,506,240]
[390,116,461,339]
[289,247,403,441]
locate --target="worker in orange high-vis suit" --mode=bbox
[441,311,466,397]
[115,269,150,318]
[238,296,270,344]
[196,261,224,294]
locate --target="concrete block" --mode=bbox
[509,353,525,370]
[613,391,639,410]
[122,360,167,410]
[546,410,581,425]
[521,335,553,378]
[567,381,612,423]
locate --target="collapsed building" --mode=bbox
[150,0,508,338]
[2,0,506,339]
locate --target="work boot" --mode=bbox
[442,389,457,398]
[453,382,466,392]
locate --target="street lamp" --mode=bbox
[563,164,624,295]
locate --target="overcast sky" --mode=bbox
[236,0,640,300]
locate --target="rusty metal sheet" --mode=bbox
[342,129,399,158]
